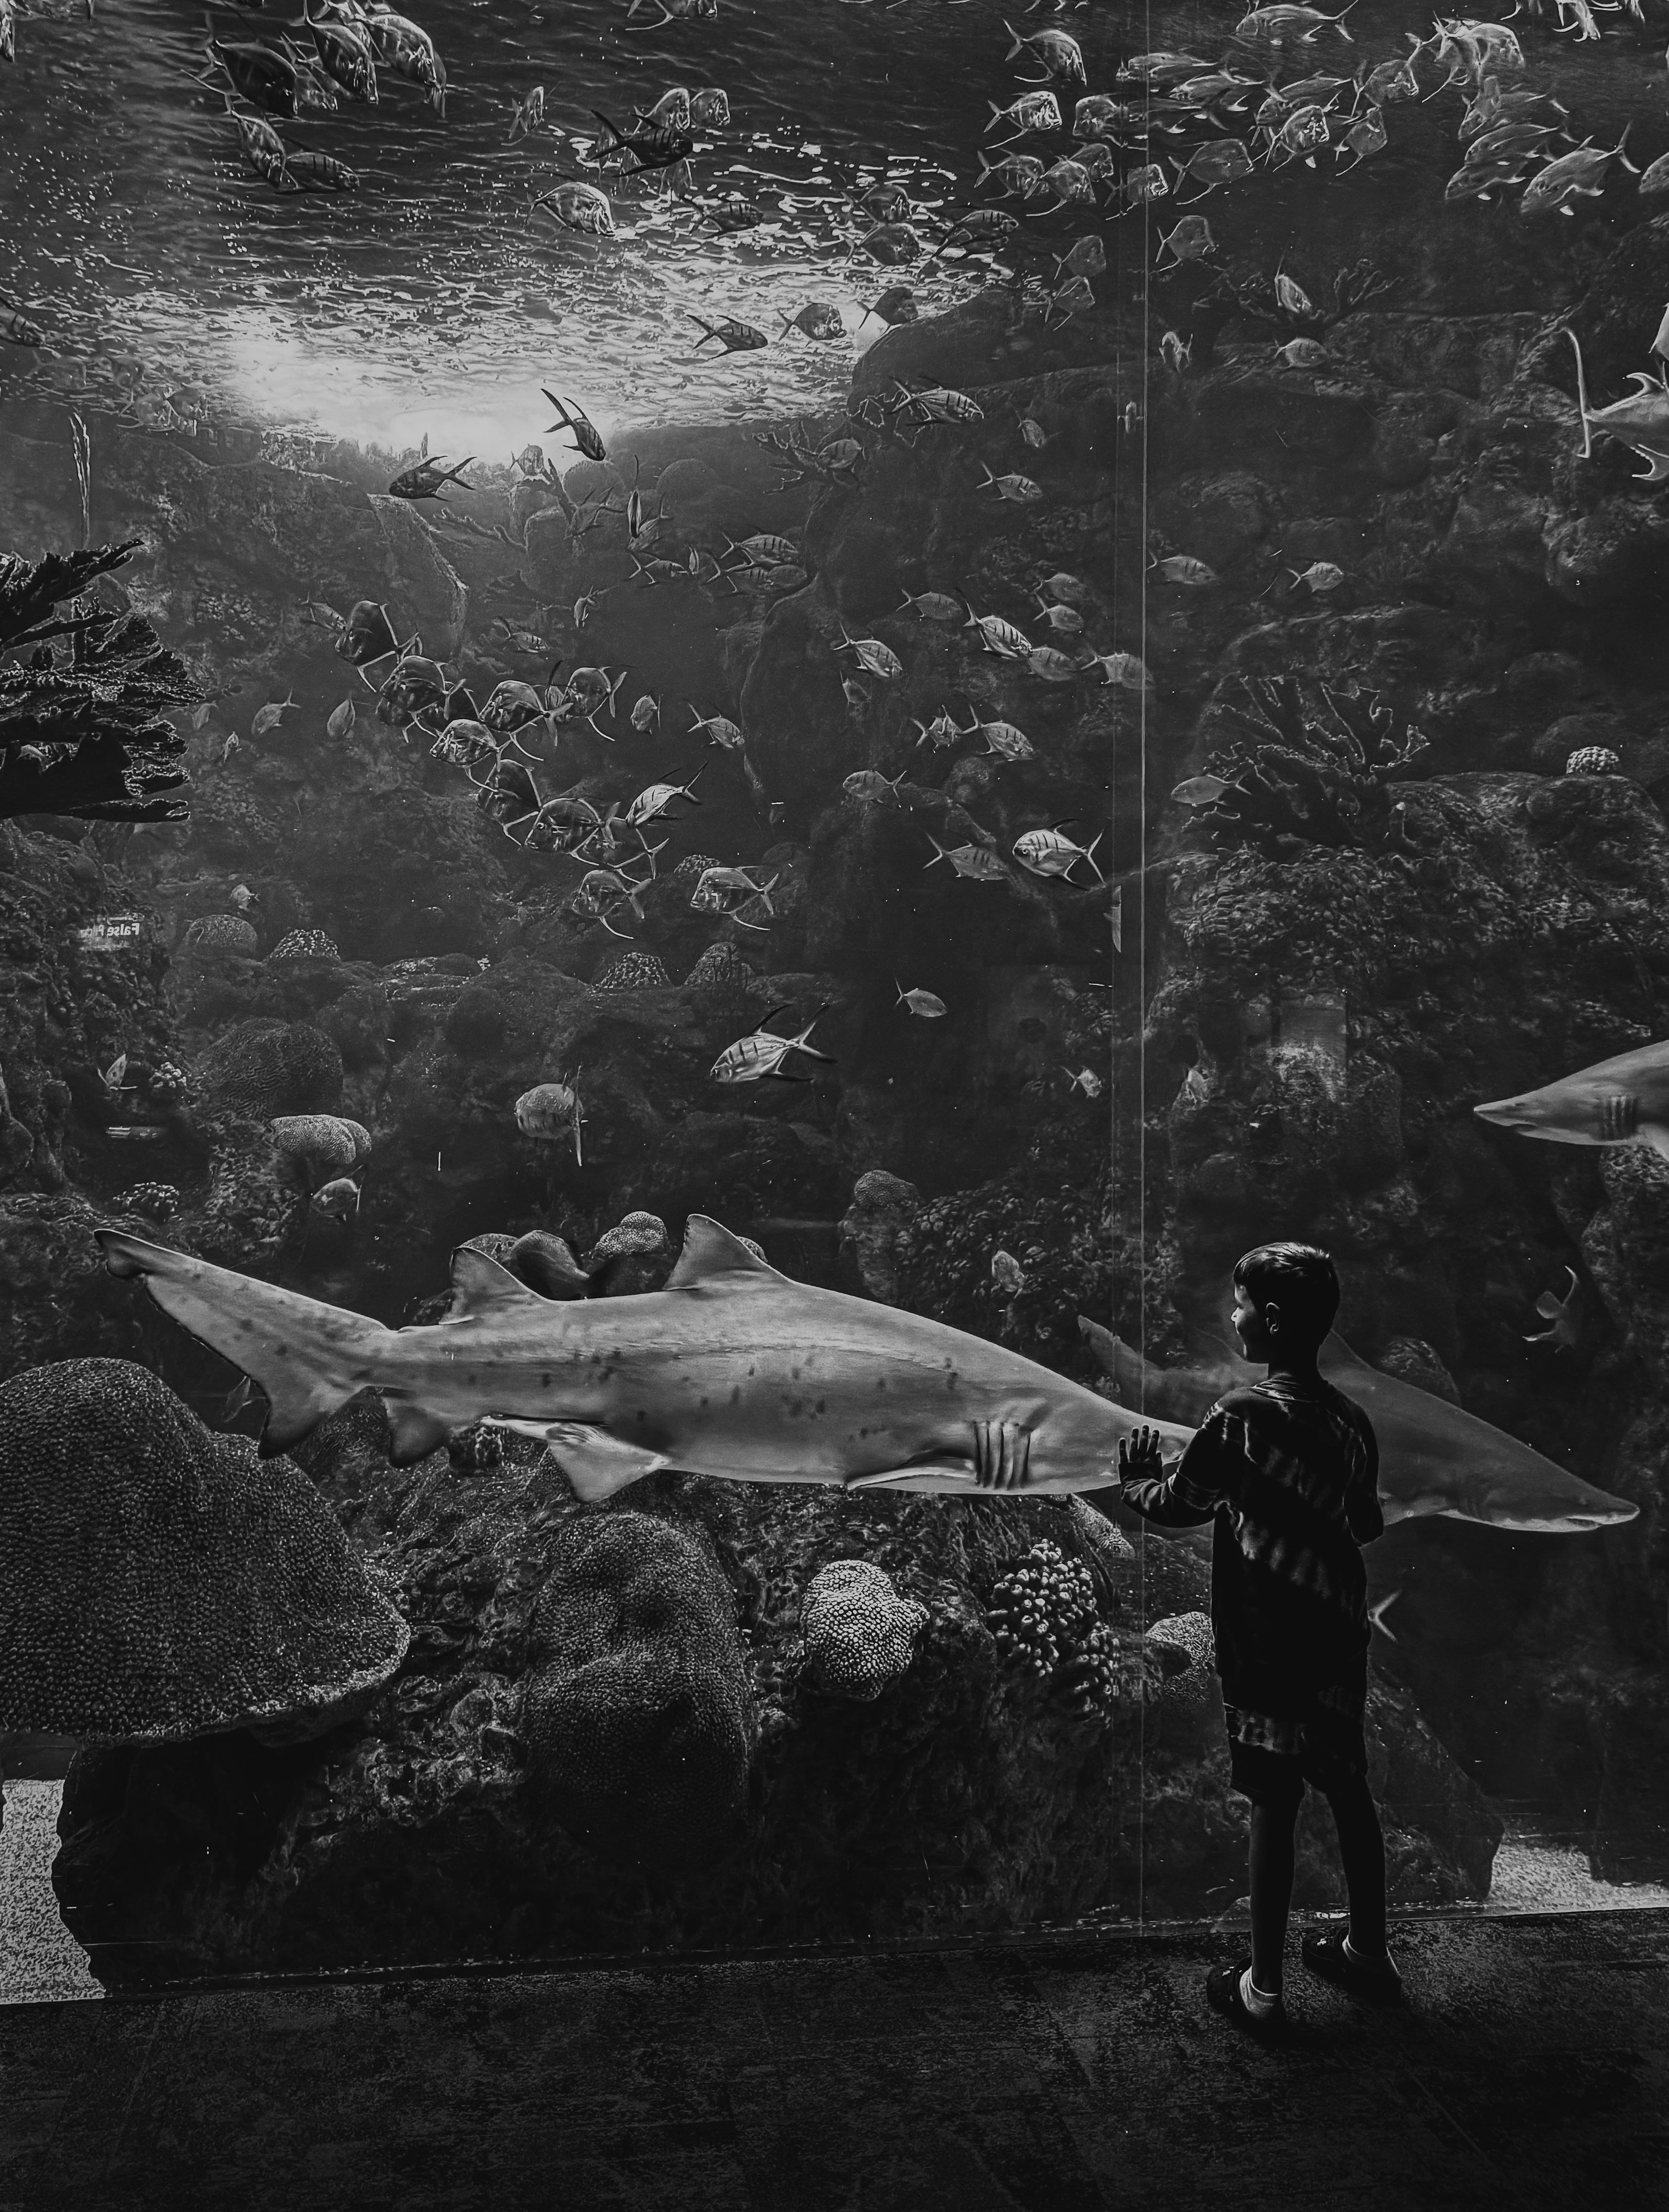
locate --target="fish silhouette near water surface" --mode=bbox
[96,1218,1196,1497]
[1078,1314,1635,1535]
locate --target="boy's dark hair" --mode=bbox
[1233,1243,1340,1348]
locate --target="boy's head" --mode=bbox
[1231,1243,1340,1358]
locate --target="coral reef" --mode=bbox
[0,542,193,823]
[268,928,340,962]
[1182,678,1430,860]
[0,1359,407,1743]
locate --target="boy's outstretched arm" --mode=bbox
[1118,1424,1219,1528]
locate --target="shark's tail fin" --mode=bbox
[96,1227,389,1455]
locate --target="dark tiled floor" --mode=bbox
[4,1913,1669,2212]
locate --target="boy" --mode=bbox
[1117,1242,1401,2033]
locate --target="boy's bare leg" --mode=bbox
[1325,1779,1389,1959]
[1249,1802,1298,1992]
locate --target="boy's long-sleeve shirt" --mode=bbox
[1121,1374,1383,1718]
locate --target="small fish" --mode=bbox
[1159,330,1192,375]
[960,596,1031,659]
[507,84,545,141]
[1013,823,1104,883]
[688,311,768,354]
[1520,130,1637,219]
[1063,1066,1104,1099]
[1171,773,1236,807]
[895,980,947,1019]
[977,151,1048,199]
[897,588,964,624]
[1033,600,1083,637]
[1273,265,1315,318]
[985,90,1063,139]
[625,770,703,826]
[924,834,1009,882]
[251,690,298,737]
[1004,20,1085,84]
[1275,337,1330,369]
[1639,153,1669,198]
[286,151,359,191]
[991,1249,1026,1297]
[493,619,549,655]
[191,703,214,730]
[711,1006,834,1086]
[326,697,356,739]
[514,1079,586,1163]
[1287,560,1344,594]
[913,708,962,751]
[689,86,729,128]
[1152,554,1218,587]
[642,86,692,129]
[312,1176,362,1221]
[1083,650,1153,691]
[388,454,474,502]
[977,462,1043,503]
[843,767,908,806]
[1056,236,1107,281]
[857,285,919,329]
[966,712,1035,763]
[542,391,606,464]
[688,705,747,750]
[778,303,844,342]
[833,627,904,681]
[1037,571,1090,607]
[630,692,661,733]
[102,1053,129,1095]
[536,181,615,237]
[842,678,869,723]
[1526,1267,1582,1350]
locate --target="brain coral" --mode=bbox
[683,941,756,987]
[800,1558,928,1701]
[196,1020,344,1117]
[0,1359,409,1742]
[268,928,341,962]
[520,1511,754,1863]
[269,1112,372,1187]
[185,914,261,957]
[594,951,672,991]
[1145,1611,1217,1711]
[1565,747,1622,778]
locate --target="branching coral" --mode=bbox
[0,543,194,822]
[1186,676,1428,858]
[985,1539,1129,1724]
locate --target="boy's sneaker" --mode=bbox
[1301,1925,1403,2005]
[1205,1961,1288,2039]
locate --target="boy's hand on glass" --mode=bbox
[973,1417,1031,1491]
[1117,1424,1164,1490]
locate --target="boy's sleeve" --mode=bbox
[1346,1414,1384,1544]
[1120,1400,1244,1528]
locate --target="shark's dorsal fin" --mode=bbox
[1319,1331,1366,1373]
[666,1214,783,1290]
[445,1245,551,1322]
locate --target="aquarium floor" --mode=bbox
[2,1911,1666,2212]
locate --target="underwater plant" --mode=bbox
[1181,676,1429,859]
[0,541,194,823]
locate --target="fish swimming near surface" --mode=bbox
[1475,1037,1669,1156]
[541,391,606,462]
[687,311,767,353]
[387,454,474,501]
[1080,1311,1635,1535]
[1562,327,1669,484]
[97,1217,1197,1490]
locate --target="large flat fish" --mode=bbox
[95,1217,1196,1501]
[1079,1315,1636,1535]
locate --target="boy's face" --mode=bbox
[1232,1283,1275,1360]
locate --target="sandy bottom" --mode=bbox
[4,1780,1669,2005]
[0,1780,101,2005]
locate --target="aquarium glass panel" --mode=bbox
[4,0,1669,2000]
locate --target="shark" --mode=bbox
[1078,1313,1636,1535]
[94,1217,1197,1500]
[1564,328,1669,484]
[1474,1039,1669,1159]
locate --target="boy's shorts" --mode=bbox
[1223,1682,1370,1812]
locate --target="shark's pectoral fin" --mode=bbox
[387,1402,456,1465]
[484,1419,672,1501]
[847,1453,981,1493]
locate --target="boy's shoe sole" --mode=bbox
[1301,1926,1403,2005]
[1205,1961,1288,2039]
